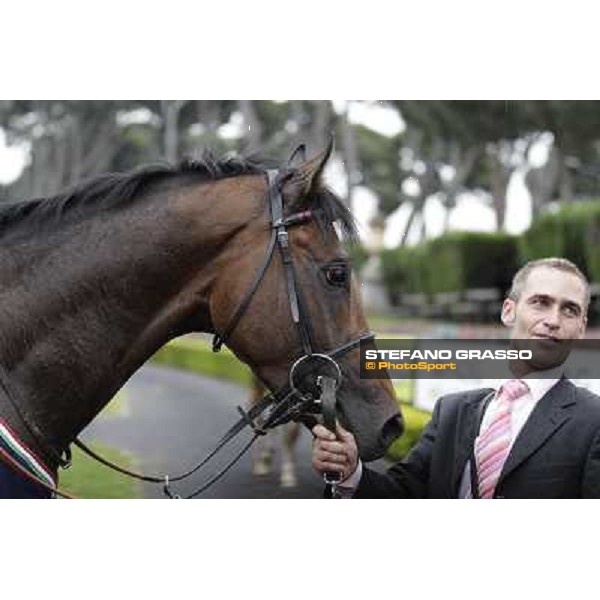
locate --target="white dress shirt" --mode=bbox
[457,372,561,497]
[338,369,563,498]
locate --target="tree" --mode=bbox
[0,101,128,199]
[392,101,542,235]
[521,101,600,207]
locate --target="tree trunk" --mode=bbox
[80,113,119,177]
[487,147,512,231]
[559,151,575,202]
[51,126,69,193]
[290,100,306,133]
[310,101,331,149]
[238,100,262,153]
[398,201,417,246]
[161,100,187,163]
[69,113,84,185]
[525,142,561,215]
[339,102,361,208]
[197,101,221,135]
[440,144,481,233]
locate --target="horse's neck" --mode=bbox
[0,181,259,460]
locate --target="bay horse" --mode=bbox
[0,142,403,498]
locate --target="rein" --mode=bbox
[73,330,372,499]
[0,169,372,499]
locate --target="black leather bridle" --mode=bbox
[2,169,374,498]
[206,168,374,497]
[211,168,373,423]
[212,168,373,396]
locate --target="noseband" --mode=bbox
[1,169,374,498]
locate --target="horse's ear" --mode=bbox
[282,137,334,208]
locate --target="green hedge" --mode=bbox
[519,210,563,262]
[519,201,600,283]
[427,232,518,294]
[381,232,517,299]
[346,242,370,274]
[381,245,432,300]
[585,206,600,283]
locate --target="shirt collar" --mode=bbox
[490,364,564,402]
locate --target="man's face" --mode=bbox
[501,266,587,369]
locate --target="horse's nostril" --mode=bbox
[380,414,404,449]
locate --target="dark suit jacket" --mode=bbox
[355,379,600,499]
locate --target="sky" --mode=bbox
[0,128,29,185]
[0,102,534,246]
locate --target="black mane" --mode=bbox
[0,151,357,241]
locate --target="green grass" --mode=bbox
[58,442,142,499]
[386,405,433,461]
[393,379,414,404]
[366,314,414,331]
[151,336,252,386]
[101,391,128,417]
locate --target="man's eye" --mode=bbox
[323,264,349,287]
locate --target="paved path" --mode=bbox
[81,365,325,498]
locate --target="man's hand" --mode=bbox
[311,422,359,482]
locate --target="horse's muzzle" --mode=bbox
[379,414,404,451]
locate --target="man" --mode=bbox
[312,257,600,498]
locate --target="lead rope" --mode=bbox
[179,374,339,499]
[73,389,283,493]
[0,337,362,498]
[0,332,372,499]
[72,334,372,498]
[318,375,342,499]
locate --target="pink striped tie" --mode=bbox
[474,379,529,499]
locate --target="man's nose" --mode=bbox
[543,306,561,329]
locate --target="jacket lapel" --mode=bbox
[451,389,494,495]
[499,378,577,484]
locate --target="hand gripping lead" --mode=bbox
[317,375,343,489]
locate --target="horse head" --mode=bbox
[208,141,403,461]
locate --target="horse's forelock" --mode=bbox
[306,185,359,245]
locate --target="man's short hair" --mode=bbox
[507,257,590,312]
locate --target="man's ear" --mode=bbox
[281,137,334,209]
[501,298,516,328]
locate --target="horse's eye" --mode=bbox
[323,263,349,288]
